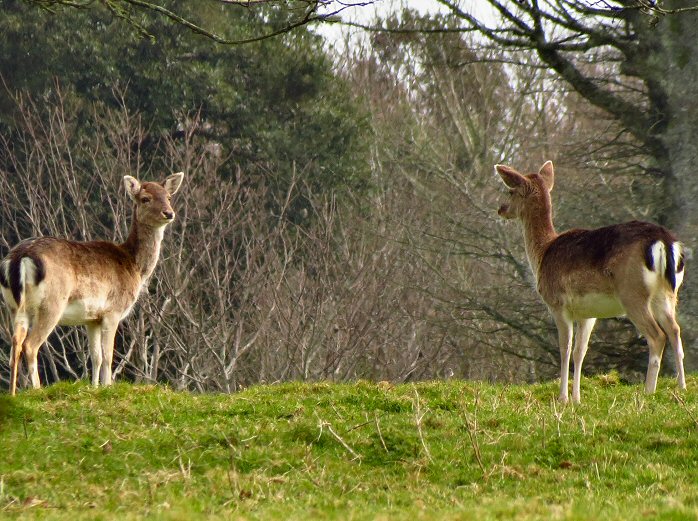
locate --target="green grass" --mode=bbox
[1,376,698,520]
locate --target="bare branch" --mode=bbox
[24,0,379,45]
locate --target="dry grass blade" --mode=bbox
[671,390,698,429]
[316,415,362,460]
[462,390,486,477]
[412,386,433,463]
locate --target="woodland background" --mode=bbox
[1,0,697,392]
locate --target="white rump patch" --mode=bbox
[649,241,666,274]
[673,242,685,290]
[644,241,685,291]
[643,241,665,290]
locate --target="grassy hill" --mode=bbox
[1,377,697,520]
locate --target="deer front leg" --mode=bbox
[554,313,574,404]
[86,323,103,387]
[100,317,120,386]
[572,318,596,404]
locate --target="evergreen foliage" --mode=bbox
[0,0,371,215]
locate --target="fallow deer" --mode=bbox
[495,161,685,403]
[1,172,184,395]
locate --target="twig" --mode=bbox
[347,412,384,433]
[374,412,388,453]
[463,390,485,476]
[552,397,563,437]
[671,391,698,429]
[177,451,192,480]
[226,465,238,498]
[412,386,433,463]
[1,497,17,512]
[108,0,331,45]
[330,403,344,421]
[464,416,485,475]
[317,416,361,460]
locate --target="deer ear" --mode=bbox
[164,172,184,195]
[538,161,554,191]
[123,176,141,202]
[495,164,526,189]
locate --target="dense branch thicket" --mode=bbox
[0,92,534,390]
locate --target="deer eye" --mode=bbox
[140,196,151,204]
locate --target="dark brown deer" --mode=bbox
[1,172,184,395]
[495,161,685,403]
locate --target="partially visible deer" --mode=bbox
[1,172,184,395]
[495,161,685,403]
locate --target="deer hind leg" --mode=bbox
[86,323,103,387]
[20,300,66,391]
[571,318,596,404]
[652,293,686,390]
[9,316,29,396]
[553,313,574,403]
[624,302,666,394]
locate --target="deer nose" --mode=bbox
[162,210,174,220]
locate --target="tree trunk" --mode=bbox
[656,3,698,237]
[649,1,698,369]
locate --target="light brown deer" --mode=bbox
[495,161,685,403]
[1,172,184,395]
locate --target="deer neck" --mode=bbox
[121,215,166,282]
[520,206,557,279]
